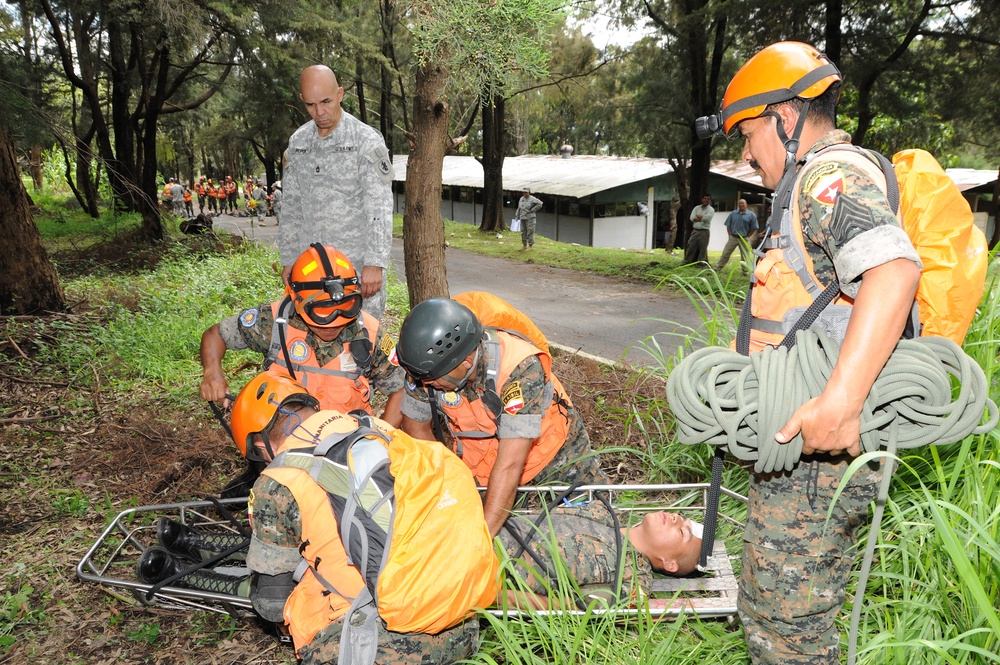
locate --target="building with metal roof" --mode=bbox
[390,154,996,251]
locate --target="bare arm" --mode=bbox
[379,389,403,428]
[483,437,532,537]
[401,414,436,441]
[199,324,230,405]
[776,258,921,456]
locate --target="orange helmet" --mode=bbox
[286,244,363,328]
[231,372,318,461]
[695,42,841,139]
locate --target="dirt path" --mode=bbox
[211,213,705,366]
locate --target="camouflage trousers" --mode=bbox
[298,614,480,665]
[533,408,608,488]
[739,456,882,665]
[521,218,536,248]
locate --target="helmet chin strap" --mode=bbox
[434,347,480,391]
[763,100,812,175]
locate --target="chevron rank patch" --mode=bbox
[501,381,524,415]
[380,334,398,365]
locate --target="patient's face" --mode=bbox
[636,512,702,573]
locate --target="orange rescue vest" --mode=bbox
[742,147,890,353]
[264,299,376,414]
[258,413,370,652]
[433,330,570,485]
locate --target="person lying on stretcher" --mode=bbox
[498,501,703,610]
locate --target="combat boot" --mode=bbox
[156,518,247,562]
[135,547,247,596]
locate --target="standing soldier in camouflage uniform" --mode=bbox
[515,188,543,251]
[270,182,282,225]
[199,244,404,426]
[697,42,921,664]
[396,297,608,538]
[499,501,703,609]
[280,65,394,320]
[235,373,479,665]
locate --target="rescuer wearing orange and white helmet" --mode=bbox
[199,243,404,426]
[697,42,921,664]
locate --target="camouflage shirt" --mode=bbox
[401,339,551,441]
[794,130,921,298]
[218,302,404,398]
[279,112,394,318]
[498,502,651,600]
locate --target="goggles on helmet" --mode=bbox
[290,275,363,325]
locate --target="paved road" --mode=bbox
[210,212,705,367]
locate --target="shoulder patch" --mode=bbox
[289,340,310,362]
[442,391,463,407]
[379,333,396,357]
[405,376,417,391]
[810,169,845,206]
[501,381,524,415]
[239,308,259,328]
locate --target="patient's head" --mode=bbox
[626,512,702,576]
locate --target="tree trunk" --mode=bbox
[403,63,451,306]
[824,0,843,66]
[379,0,397,158]
[0,125,66,314]
[479,94,505,232]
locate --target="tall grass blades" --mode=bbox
[849,252,1000,664]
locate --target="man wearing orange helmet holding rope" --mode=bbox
[696,43,921,663]
[199,243,404,426]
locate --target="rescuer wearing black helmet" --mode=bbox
[396,295,608,537]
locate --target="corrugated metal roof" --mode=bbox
[392,154,676,198]
[390,154,996,197]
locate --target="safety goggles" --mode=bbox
[292,275,363,326]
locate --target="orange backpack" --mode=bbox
[892,149,988,344]
[453,290,554,375]
[269,412,498,639]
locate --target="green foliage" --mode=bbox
[0,580,47,653]
[410,0,567,102]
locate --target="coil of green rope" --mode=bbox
[666,329,998,472]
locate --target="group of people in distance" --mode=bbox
[144,35,925,664]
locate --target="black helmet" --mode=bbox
[397,299,483,381]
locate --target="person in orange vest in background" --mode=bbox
[206,180,218,215]
[195,177,207,214]
[217,179,229,213]
[396,297,608,537]
[161,178,174,210]
[183,183,194,219]
[225,176,238,213]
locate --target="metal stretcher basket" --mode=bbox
[77,484,746,620]
[489,482,747,620]
[76,498,256,617]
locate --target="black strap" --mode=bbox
[778,280,842,350]
[207,398,234,440]
[145,536,250,600]
[697,449,726,570]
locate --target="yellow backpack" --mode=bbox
[892,149,989,344]
[377,428,500,633]
[270,412,498,638]
[453,290,554,375]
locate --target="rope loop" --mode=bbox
[666,330,998,474]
